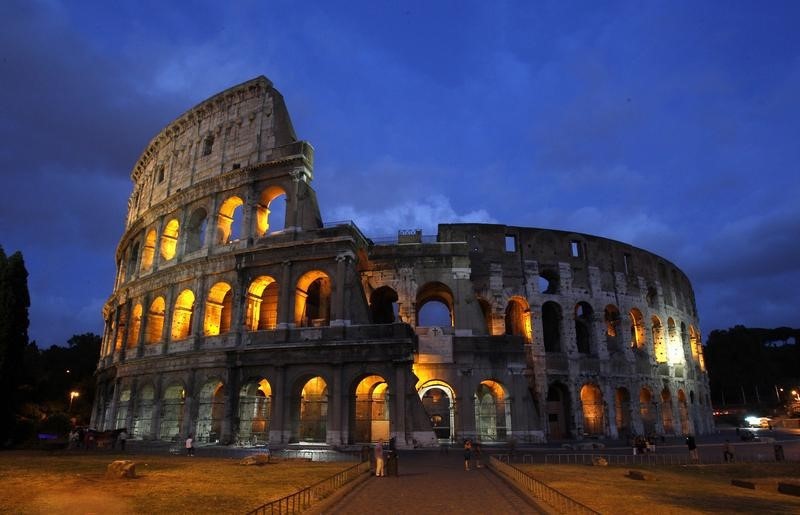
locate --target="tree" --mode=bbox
[0,246,31,444]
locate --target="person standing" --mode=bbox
[723,440,734,463]
[119,429,128,451]
[374,440,385,477]
[463,439,473,471]
[186,434,195,456]
[685,435,698,463]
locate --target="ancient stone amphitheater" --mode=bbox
[92,76,713,447]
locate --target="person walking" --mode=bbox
[185,434,195,456]
[374,440,385,477]
[463,439,473,471]
[685,434,698,463]
[723,440,734,463]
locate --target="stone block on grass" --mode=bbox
[106,460,136,479]
[240,453,271,466]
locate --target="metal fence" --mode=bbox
[543,453,690,466]
[489,456,600,515]
[245,460,370,515]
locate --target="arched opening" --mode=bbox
[651,316,666,363]
[126,242,139,281]
[477,298,493,335]
[185,207,208,253]
[115,387,131,429]
[133,384,154,439]
[238,379,272,445]
[245,276,279,330]
[419,381,455,442]
[604,305,622,352]
[127,303,142,350]
[416,282,454,328]
[615,387,631,437]
[690,325,705,370]
[195,380,225,443]
[298,376,328,442]
[217,196,244,244]
[667,318,681,363]
[505,297,532,343]
[114,308,127,352]
[160,219,180,261]
[475,380,510,441]
[629,308,645,349]
[141,229,157,271]
[295,271,331,327]
[170,289,195,340]
[661,388,674,434]
[369,286,399,324]
[542,301,562,352]
[204,282,233,336]
[255,186,287,236]
[580,384,605,436]
[639,387,656,435]
[678,389,690,434]
[574,302,594,354]
[159,383,185,440]
[352,375,390,443]
[546,382,571,439]
[145,296,166,344]
[538,269,559,294]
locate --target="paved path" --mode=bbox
[320,450,546,514]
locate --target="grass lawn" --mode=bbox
[519,462,800,514]
[0,450,353,514]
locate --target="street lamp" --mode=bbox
[69,391,80,411]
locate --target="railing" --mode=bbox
[489,456,599,514]
[544,453,690,466]
[245,460,370,514]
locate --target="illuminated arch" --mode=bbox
[204,282,233,336]
[629,308,646,349]
[667,318,682,363]
[651,315,666,363]
[416,282,454,328]
[159,383,185,440]
[580,383,605,436]
[185,207,208,253]
[661,388,674,434]
[245,276,278,331]
[141,228,157,270]
[160,219,180,260]
[295,270,331,327]
[255,185,288,236]
[216,196,244,244]
[505,296,532,343]
[690,325,705,370]
[145,296,166,344]
[115,386,131,429]
[170,289,195,340]
[615,387,631,435]
[639,387,656,434]
[678,389,690,434]
[133,383,155,438]
[475,380,511,441]
[352,375,390,443]
[195,380,225,442]
[298,376,328,442]
[238,379,272,444]
[418,380,456,441]
[127,303,142,349]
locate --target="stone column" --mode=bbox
[457,368,475,441]
[331,252,354,326]
[222,367,238,444]
[269,366,288,444]
[277,261,293,328]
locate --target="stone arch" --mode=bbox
[145,296,166,344]
[418,380,456,442]
[416,282,454,328]
[369,286,399,324]
[133,383,155,438]
[204,282,233,336]
[245,276,279,331]
[114,307,128,352]
[604,304,622,352]
[477,297,493,335]
[580,383,605,436]
[238,379,272,444]
[475,380,511,441]
[629,308,646,349]
[574,302,594,354]
[115,386,132,429]
[292,375,328,443]
[615,387,631,437]
[538,268,559,294]
[159,382,185,440]
[505,296,532,343]
[255,185,288,237]
[542,301,562,352]
[185,207,208,253]
[141,228,157,271]
[127,303,142,350]
[352,374,390,443]
[195,379,225,442]
[216,195,244,244]
[295,270,331,327]
[661,388,674,434]
[667,317,680,363]
[678,389,689,434]
[170,289,195,340]
[126,241,140,281]
[690,325,704,370]
[546,382,571,439]
[160,218,180,261]
[639,387,656,435]
[651,315,666,363]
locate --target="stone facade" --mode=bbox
[92,76,713,448]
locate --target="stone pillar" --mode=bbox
[222,368,238,444]
[457,368,475,441]
[161,285,176,354]
[331,252,354,326]
[136,292,150,359]
[277,261,293,328]
[270,366,288,444]
[392,364,408,445]
[593,313,609,360]
[328,366,344,445]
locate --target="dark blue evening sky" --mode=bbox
[1,0,798,346]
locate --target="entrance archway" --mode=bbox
[546,382,571,439]
[238,379,272,444]
[475,380,510,441]
[640,387,656,435]
[419,381,455,441]
[159,383,185,440]
[298,377,328,442]
[352,375,390,443]
[195,380,224,443]
[615,387,631,437]
[580,384,605,436]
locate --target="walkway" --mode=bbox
[318,450,547,514]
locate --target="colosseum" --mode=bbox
[92,76,714,448]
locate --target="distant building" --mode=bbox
[92,76,713,446]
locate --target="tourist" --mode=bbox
[463,439,472,471]
[374,440,385,477]
[185,434,195,456]
[685,435,698,463]
[119,429,128,451]
[722,440,733,463]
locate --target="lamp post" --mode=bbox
[69,391,80,411]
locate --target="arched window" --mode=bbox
[542,301,562,352]
[255,186,287,236]
[299,376,328,442]
[141,229,157,270]
[475,380,510,441]
[238,379,272,443]
[159,384,185,440]
[185,207,208,253]
[651,316,666,363]
[370,286,399,324]
[416,282,454,328]
[505,297,532,343]
[353,375,390,443]
[580,384,604,435]
[204,282,233,336]
[127,303,142,349]
[160,219,180,261]
[171,289,195,340]
[295,271,331,327]
[217,196,244,244]
[538,269,559,294]
[195,380,225,443]
[245,276,279,331]
[629,308,645,349]
[126,242,140,281]
[145,296,166,344]
[574,302,594,354]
